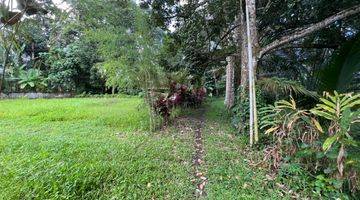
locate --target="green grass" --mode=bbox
[0,97,193,199]
[202,99,291,199]
[0,97,149,131]
[0,97,307,199]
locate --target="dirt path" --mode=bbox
[189,109,207,198]
[166,108,208,198]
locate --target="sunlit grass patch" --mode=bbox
[0,97,193,199]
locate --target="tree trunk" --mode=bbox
[0,48,9,94]
[224,56,235,109]
[245,0,259,144]
[238,0,248,92]
[213,73,218,96]
[236,0,249,134]
[223,0,235,109]
[31,42,35,61]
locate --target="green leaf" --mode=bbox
[323,135,338,151]
[316,34,360,92]
[345,99,360,109]
[20,83,27,89]
[276,100,294,108]
[311,109,336,120]
[312,118,324,133]
[341,93,360,104]
[317,104,336,114]
[319,98,336,108]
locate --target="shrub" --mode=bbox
[311,92,360,193]
[152,82,206,124]
[260,92,360,196]
[232,87,267,134]
[259,97,322,170]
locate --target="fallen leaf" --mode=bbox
[243,183,249,189]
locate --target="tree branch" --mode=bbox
[259,4,360,58]
[279,43,340,50]
[213,23,241,50]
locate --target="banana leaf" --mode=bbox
[316,34,360,92]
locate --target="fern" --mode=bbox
[258,77,318,99]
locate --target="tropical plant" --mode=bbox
[260,92,360,195]
[316,35,360,93]
[312,174,346,198]
[152,82,206,125]
[17,68,47,90]
[259,97,323,170]
[311,92,360,180]
[258,77,318,100]
[85,5,167,130]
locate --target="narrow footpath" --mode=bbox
[189,109,207,198]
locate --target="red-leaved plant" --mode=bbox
[153,81,206,124]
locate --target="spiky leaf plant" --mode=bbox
[259,97,323,170]
[311,92,360,178]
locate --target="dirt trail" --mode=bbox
[189,108,207,198]
[167,108,208,198]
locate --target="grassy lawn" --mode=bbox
[0,97,193,199]
[202,99,292,199]
[1,97,299,199]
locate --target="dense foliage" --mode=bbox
[259,92,360,197]
[0,0,359,198]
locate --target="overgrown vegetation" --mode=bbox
[258,92,360,198]
[0,0,359,199]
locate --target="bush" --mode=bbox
[259,92,360,196]
[152,82,207,124]
[232,87,267,134]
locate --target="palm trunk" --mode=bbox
[337,144,345,178]
[245,1,254,146]
[223,0,235,109]
[238,0,248,92]
[252,62,259,143]
[224,56,235,109]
